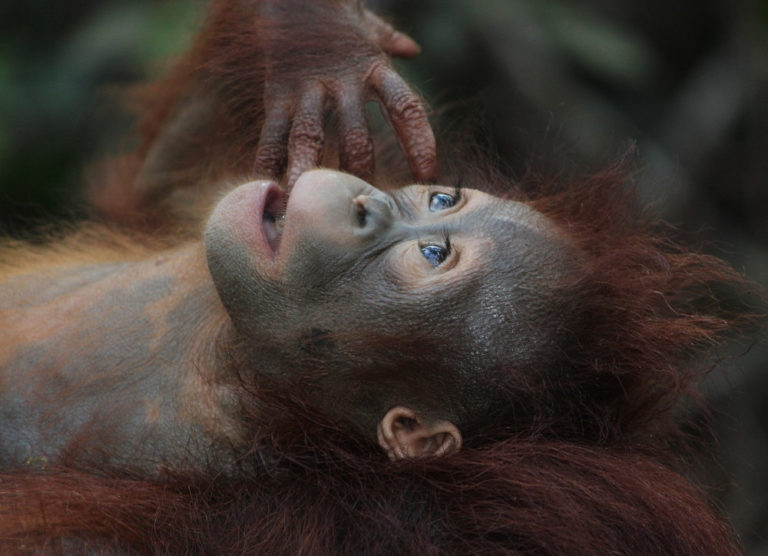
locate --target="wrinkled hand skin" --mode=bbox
[88,0,437,229]
[253,0,437,188]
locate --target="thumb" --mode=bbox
[363,10,421,58]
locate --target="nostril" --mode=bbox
[354,196,368,227]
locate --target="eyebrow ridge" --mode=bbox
[390,190,417,220]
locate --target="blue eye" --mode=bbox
[420,244,448,267]
[429,192,456,212]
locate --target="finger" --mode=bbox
[369,65,437,182]
[254,98,293,178]
[286,83,326,190]
[337,90,374,181]
[363,10,421,59]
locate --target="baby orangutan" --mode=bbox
[0,1,753,553]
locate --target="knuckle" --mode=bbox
[388,91,426,125]
[256,142,283,159]
[289,116,324,151]
[342,127,374,161]
[409,139,438,178]
[378,26,397,45]
[414,155,437,178]
[254,144,285,173]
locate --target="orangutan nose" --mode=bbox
[353,194,394,237]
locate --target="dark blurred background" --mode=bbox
[1,0,766,550]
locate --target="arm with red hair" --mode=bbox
[89,0,437,228]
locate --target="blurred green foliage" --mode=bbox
[0,0,201,231]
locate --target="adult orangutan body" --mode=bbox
[0,0,752,553]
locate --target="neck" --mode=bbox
[0,239,243,472]
[1,242,224,368]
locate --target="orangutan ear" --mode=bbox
[376,406,462,460]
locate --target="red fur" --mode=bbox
[526,162,753,443]
[0,383,742,554]
[0,441,739,554]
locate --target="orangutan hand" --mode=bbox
[253,0,437,188]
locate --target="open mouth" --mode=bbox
[261,184,288,257]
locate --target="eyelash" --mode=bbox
[428,187,462,211]
[419,230,453,268]
[420,187,461,267]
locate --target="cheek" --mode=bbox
[384,243,425,289]
[281,239,355,298]
[205,226,291,335]
[205,227,252,303]
[384,242,481,293]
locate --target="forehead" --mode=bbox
[394,185,569,279]
[394,186,577,366]
[395,185,555,236]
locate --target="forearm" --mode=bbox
[88,0,434,229]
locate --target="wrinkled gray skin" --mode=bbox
[206,170,577,431]
[0,169,576,471]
